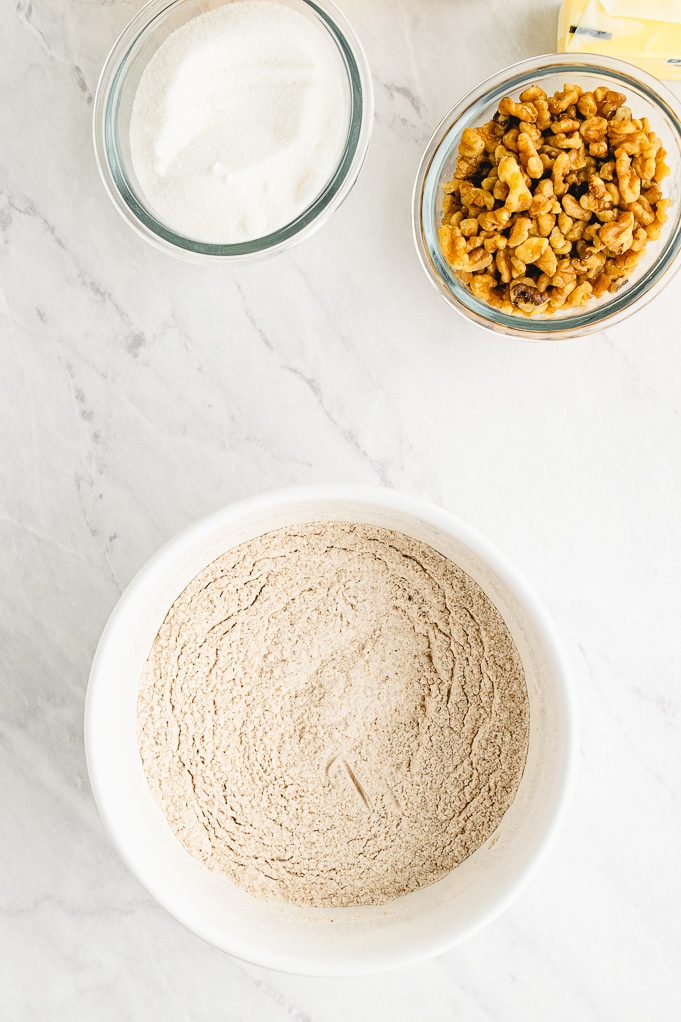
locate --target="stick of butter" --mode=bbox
[558,0,681,80]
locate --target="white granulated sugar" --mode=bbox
[129,1,348,243]
[138,522,530,908]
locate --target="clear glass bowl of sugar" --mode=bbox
[93,0,373,262]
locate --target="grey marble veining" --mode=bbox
[2,0,681,1018]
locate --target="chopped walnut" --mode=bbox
[439,82,671,317]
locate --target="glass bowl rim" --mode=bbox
[93,0,374,263]
[412,52,681,340]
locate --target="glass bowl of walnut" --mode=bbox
[413,53,681,339]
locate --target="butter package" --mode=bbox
[558,0,681,80]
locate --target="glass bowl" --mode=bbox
[93,0,373,262]
[412,53,681,340]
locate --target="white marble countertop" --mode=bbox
[2,0,681,1017]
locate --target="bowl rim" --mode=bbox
[412,52,681,340]
[92,0,374,263]
[84,484,579,975]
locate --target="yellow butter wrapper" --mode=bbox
[558,0,681,80]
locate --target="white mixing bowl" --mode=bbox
[85,485,578,975]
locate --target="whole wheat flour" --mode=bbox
[138,522,529,907]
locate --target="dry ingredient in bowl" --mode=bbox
[129,1,348,244]
[138,522,529,908]
[440,83,671,315]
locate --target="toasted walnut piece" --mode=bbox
[442,194,457,218]
[565,220,586,243]
[630,227,648,252]
[589,141,608,159]
[494,143,513,165]
[566,281,593,307]
[552,259,577,290]
[599,211,635,254]
[470,274,499,302]
[591,272,611,298]
[622,196,655,227]
[615,148,641,204]
[478,121,506,153]
[575,146,594,170]
[490,180,508,202]
[577,92,598,118]
[562,194,592,222]
[517,132,543,179]
[508,217,531,248]
[510,279,549,312]
[549,225,572,255]
[536,245,558,277]
[549,131,584,150]
[520,85,546,102]
[589,175,608,200]
[655,148,671,181]
[483,235,507,253]
[477,208,511,233]
[459,128,486,158]
[580,115,608,143]
[617,248,645,272]
[527,193,550,219]
[572,250,606,277]
[534,99,551,132]
[552,151,570,196]
[633,147,658,184]
[537,212,556,237]
[519,87,551,129]
[580,191,607,218]
[607,119,637,148]
[552,117,581,135]
[495,249,513,283]
[499,96,538,122]
[497,155,532,213]
[459,218,479,237]
[549,85,582,115]
[616,130,652,157]
[503,127,520,153]
[600,90,626,118]
[604,256,629,280]
[583,224,604,246]
[509,255,526,279]
[439,226,468,268]
[466,247,494,272]
[519,121,542,143]
[515,236,549,265]
[459,180,497,211]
